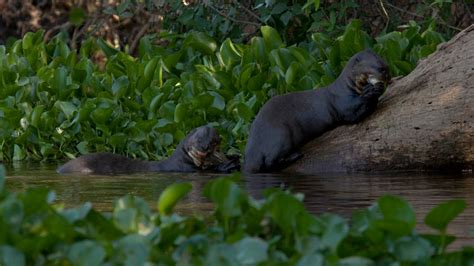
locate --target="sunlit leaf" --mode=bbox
[424,199,466,232]
[158,183,192,215]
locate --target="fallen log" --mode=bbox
[285,25,474,174]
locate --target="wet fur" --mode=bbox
[57,126,240,175]
[243,50,390,173]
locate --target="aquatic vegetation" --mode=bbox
[0,166,472,264]
[0,22,445,161]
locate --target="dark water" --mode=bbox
[4,163,474,249]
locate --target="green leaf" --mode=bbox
[61,202,92,223]
[29,105,44,128]
[378,195,415,228]
[112,234,150,266]
[0,246,25,266]
[236,103,254,122]
[158,183,192,215]
[297,253,324,266]
[203,177,244,218]
[205,244,238,266]
[209,91,225,111]
[320,214,349,252]
[393,236,434,262]
[234,237,268,265]
[185,32,217,55]
[261,26,283,51]
[111,76,129,97]
[174,103,187,123]
[97,38,119,58]
[68,240,105,266]
[55,101,77,120]
[51,66,68,91]
[424,199,466,232]
[142,56,159,88]
[285,62,299,85]
[219,39,241,70]
[251,37,268,64]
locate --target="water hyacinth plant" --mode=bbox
[0,166,472,265]
[0,21,445,162]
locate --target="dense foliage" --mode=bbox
[0,166,472,264]
[0,21,445,161]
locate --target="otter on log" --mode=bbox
[243,50,391,173]
[57,126,240,175]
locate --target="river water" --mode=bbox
[4,163,474,249]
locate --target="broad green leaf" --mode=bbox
[97,38,119,58]
[203,177,244,218]
[285,62,299,85]
[174,103,187,123]
[378,195,415,227]
[209,91,225,111]
[158,183,192,215]
[55,101,77,120]
[0,246,25,266]
[424,199,466,232]
[219,39,241,70]
[261,26,283,51]
[112,234,150,266]
[51,66,68,91]
[393,236,434,262]
[234,237,268,265]
[320,214,349,252]
[185,32,217,55]
[111,76,129,97]
[251,37,268,64]
[90,107,113,125]
[205,244,238,266]
[236,103,254,122]
[264,191,307,235]
[297,253,324,266]
[68,240,105,266]
[61,202,92,223]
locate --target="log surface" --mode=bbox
[285,25,474,174]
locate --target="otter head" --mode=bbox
[346,50,391,94]
[184,126,227,169]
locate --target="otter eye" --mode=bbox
[377,67,387,73]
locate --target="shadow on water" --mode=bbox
[4,162,474,249]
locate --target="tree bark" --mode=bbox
[284,25,474,174]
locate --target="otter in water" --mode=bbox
[243,49,391,173]
[57,126,240,175]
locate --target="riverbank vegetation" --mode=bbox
[0,11,455,161]
[0,166,472,264]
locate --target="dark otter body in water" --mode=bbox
[57,126,240,175]
[243,50,391,173]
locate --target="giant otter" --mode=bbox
[243,49,391,173]
[57,126,240,175]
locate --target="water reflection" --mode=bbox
[4,163,474,249]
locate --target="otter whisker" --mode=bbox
[188,148,203,167]
[209,151,228,163]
